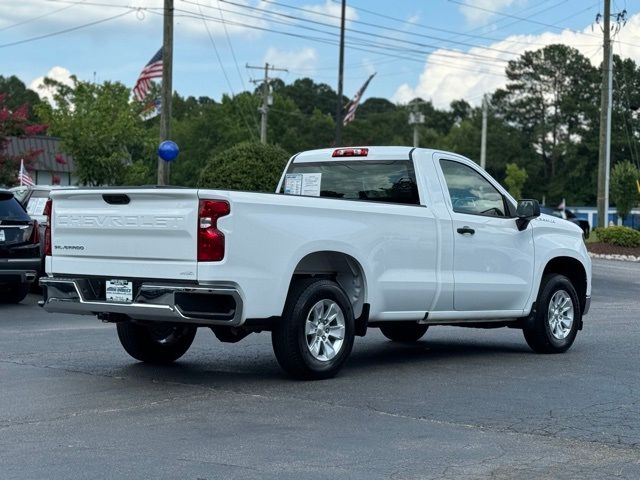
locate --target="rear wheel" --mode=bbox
[379,323,428,342]
[116,322,197,364]
[271,278,355,380]
[0,283,30,304]
[523,274,580,353]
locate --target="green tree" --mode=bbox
[610,160,640,221]
[494,44,600,204]
[198,142,290,192]
[37,77,154,186]
[0,75,42,121]
[504,163,528,199]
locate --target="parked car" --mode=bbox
[0,190,41,303]
[39,147,592,379]
[540,206,590,239]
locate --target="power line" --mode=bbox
[259,0,532,55]
[334,0,563,47]
[171,8,509,78]
[181,1,512,66]
[193,0,256,141]
[448,0,596,32]
[0,10,134,48]
[213,1,261,135]
[448,0,640,48]
[0,1,80,33]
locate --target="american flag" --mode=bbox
[343,73,376,126]
[133,47,163,102]
[18,159,35,186]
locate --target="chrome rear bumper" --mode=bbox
[40,277,243,326]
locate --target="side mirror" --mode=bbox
[516,199,540,231]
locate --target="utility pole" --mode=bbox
[157,0,173,185]
[408,104,425,148]
[596,0,612,228]
[335,0,346,146]
[247,62,287,144]
[596,2,627,227]
[480,94,488,170]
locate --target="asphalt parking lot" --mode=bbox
[1,258,639,479]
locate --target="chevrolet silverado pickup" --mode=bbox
[40,147,592,379]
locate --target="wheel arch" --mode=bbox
[541,256,588,314]
[288,250,367,319]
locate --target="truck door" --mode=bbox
[435,156,534,312]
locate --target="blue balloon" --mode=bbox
[158,140,179,162]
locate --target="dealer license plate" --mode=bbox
[106,279,133,303]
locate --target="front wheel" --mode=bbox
[523,274,580,353]
[271,278,355,380]
[116,322,197,364]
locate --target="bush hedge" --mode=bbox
[198,142,290,192]
[594,226,640,247]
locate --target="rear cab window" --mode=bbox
[282,160,420,206]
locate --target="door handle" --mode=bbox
[457,226,475,235]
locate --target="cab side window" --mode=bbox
[440,160,507,217]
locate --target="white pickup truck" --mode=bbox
[40,147,591,379]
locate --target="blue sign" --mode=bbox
[158,140,179,162]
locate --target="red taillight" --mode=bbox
[31,220,40,245]
[332,147,369,157]
[43,199,52,256]
[198,200,230,262]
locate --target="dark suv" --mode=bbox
[0,190,41,303]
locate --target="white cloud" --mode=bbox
[458,0,519,26]
[29,66,74,104]
[264,47,318,73]
[393,13,640,109]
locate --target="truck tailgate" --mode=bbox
[49,189,199,280]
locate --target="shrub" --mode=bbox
[198,142,290,192]
[594,226,640,248]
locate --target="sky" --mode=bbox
[1,0,640,109]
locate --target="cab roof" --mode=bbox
[293,146,426,163]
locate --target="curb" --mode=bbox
[588,252,640,263]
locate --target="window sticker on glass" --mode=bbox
[301,173,322,197]
[284,173,303,195]
[27,197,48,216]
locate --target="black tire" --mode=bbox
[271,278,355,380]
[0,283,30,304]
[116,322,197,364]
[379,323,429,342]
[523,274,581,354]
